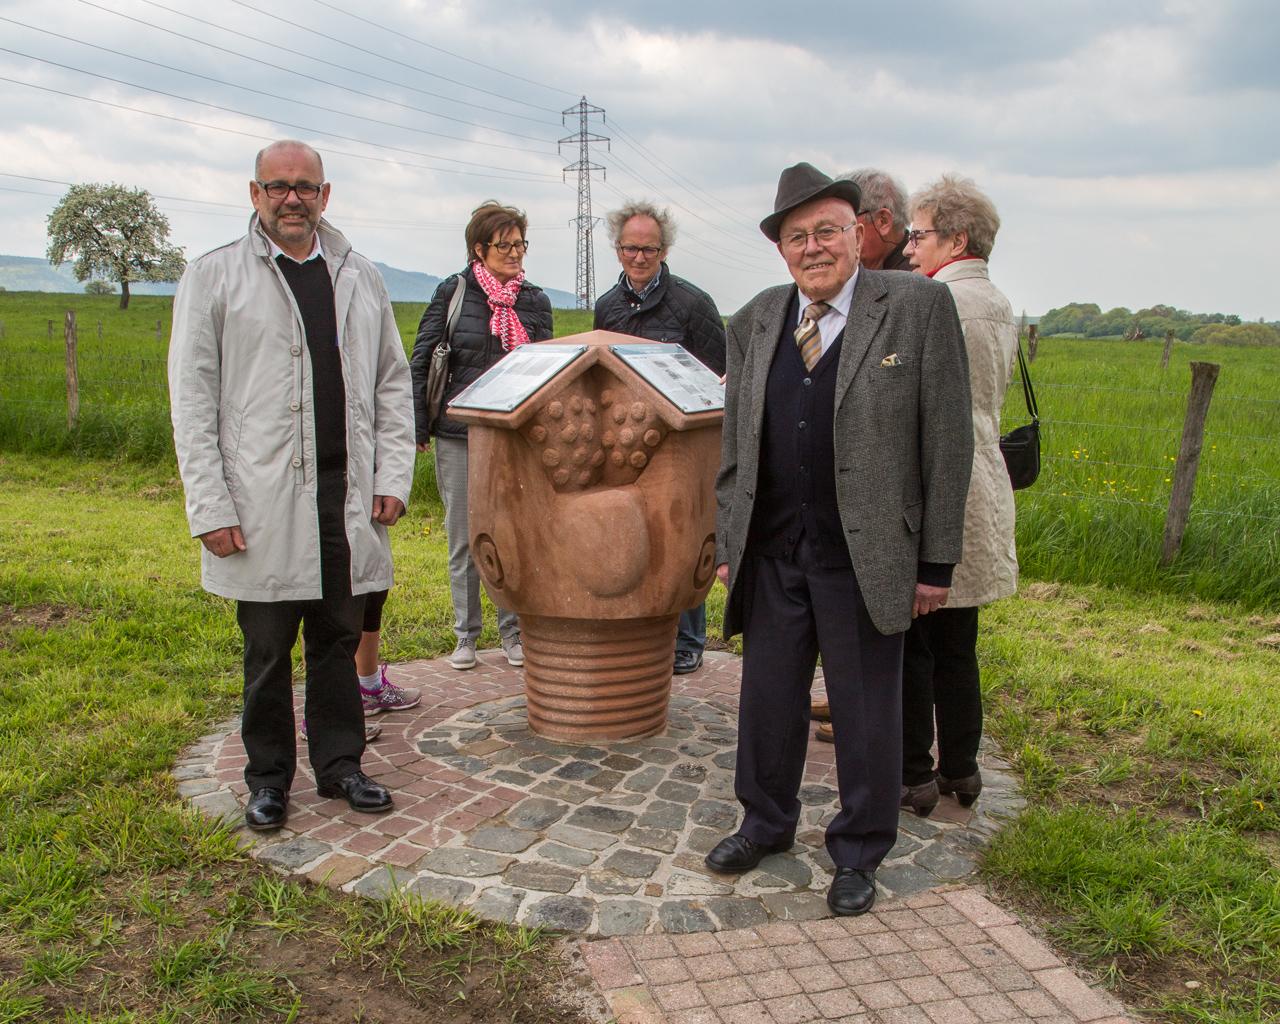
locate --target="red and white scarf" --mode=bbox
[471,259,531,352]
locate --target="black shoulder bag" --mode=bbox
[424,275,468,424]
[999,339,1040,490]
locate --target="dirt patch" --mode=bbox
[0,603,87,646]
[0,603,84,631]
[13,865,601,1024]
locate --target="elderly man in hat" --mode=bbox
[706,163,973,915]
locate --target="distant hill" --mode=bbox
[0,254,578,309]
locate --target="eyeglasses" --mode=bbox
[618,245,662,259]
[256,180,324,201]
[905,229,942,246]
[781,223,855,252]
[486,239,529,254]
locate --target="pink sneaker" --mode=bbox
[360,664,422,716]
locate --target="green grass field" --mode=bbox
[1,292,1276,605]
[1,292,1278,1022]
[1003,336,1280,607]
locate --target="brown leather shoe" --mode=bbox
[811,698,831,722]
[900,779,940,817]
[815,721,834,743]
[938,770,983,808]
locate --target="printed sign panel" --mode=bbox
[609,343,725,413]
[449,344,589,412]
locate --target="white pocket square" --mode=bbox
[880,353,902,367]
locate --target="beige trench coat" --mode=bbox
[168,216,416,602]
[934,259,1018,607]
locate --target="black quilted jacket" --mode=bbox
[410,266,554,441]
[593,265,726,377]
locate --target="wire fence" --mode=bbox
[4,325,1280,532]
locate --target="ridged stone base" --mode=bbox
[520,613,678,742]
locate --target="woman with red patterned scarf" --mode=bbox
[410,201,554,671]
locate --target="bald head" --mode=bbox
[255,140,324,181]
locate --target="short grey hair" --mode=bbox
[606,200,677,249]
[254,140,325,180]
[841,168,908,232]
[908,174,1001,261]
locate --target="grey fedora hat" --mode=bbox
[759,162,863,242]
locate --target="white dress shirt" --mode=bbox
[796,267,859,358]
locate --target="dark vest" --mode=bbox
[747,290,852,569]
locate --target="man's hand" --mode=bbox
[913,583,949,618]
[416,441,430,453]
[716,562,729,587]
[199,525,246,557]
[372,495,406,526]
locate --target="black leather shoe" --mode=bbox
[245,787,287,831]
[704,833,790,873]
[673,649,704,675]
[827,867,877,916]
[317,771,393,813]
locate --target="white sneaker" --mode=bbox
[449,639,478,670]
[501,632,525,667]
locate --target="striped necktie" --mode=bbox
[795,301,831,371]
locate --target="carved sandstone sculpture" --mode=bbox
[448,331,723,740]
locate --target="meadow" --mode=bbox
[1,292,1278,1022]
[1,292,1276,605]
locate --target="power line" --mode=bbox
[0,172,573,233]
[1,50,560,180]
[222,0,563,115]
[302,0,578,101]
[601,148,777,263]
[0,17,556,156]
[0,76,564,185]
[75,0,562,131]
[593,177,776,279]
[609,118,760,237]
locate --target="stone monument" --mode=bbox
[447,330,724,741]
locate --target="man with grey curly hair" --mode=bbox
[594,199,726,675]
[842,168,912,272]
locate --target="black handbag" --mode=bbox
[424,275,468,424]
[1000,339,1040,490]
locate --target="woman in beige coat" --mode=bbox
[899,175,1018,815]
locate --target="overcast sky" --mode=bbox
[1,0,1276,318]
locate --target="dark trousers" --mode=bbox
[902,606,982,786]
[676,602,707,655]
[237,588,366,792]
[735,549,904,871]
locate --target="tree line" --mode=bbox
[1040,302,1280,346]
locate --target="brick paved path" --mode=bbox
[176,650,1132,1022]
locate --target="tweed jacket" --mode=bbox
[934,258,1018,607]
[715,269,974,637]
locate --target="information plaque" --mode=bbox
[610,343,725,414]
[449,344,588,412]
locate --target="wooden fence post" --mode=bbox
[1161,329,1174,369]
[1027,323,1038,362]
[1160,361,1220,566]
[65,310,80,431]
[97,319,103,342]
[0,320,5,340]
[155,319,162,341]
[47,318,54,341]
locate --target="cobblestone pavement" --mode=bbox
[178,650,1133,1022]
